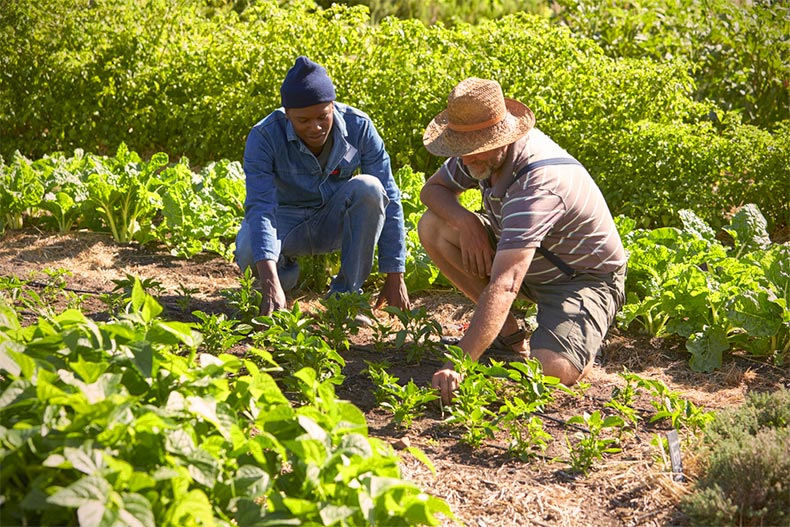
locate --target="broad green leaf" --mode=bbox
[234,464,271,496]
[117,492,155,527]
[687,326,730,372]
[167,489,214,526]
[48,475,112,508]
[727,289,783,337]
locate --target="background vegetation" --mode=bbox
[1,0,787,234]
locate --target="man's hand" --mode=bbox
[432,361,462,405]
[256,260,287,316]
[375,272,410,311]
[458,214,495,278]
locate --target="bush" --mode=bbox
[682,389,790,526]
[553,0,790,128]
[1,0,787,233]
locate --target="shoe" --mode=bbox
[353,313,373,327]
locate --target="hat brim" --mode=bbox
[423,98,535,157]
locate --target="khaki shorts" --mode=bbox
[478,213,626,373]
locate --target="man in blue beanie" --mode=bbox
[235,56,410,316]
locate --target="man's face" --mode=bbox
[285,102,334,152]
[461,145,508,181]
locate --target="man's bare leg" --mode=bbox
[418,210,522,337]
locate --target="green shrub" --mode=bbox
[681,389,790,526]
[1,0,787,234]
[553,0,790,128]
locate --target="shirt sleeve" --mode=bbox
[242,125,279,263]
[359,120,406,274]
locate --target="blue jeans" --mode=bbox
[235,175,388,294]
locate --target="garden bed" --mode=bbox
[1,228,786,527]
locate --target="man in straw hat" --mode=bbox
[235,56,410,316]
[419,77,627,404]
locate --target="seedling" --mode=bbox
[443,347,501,447]
[367,361,439,428]
[383,305,443,363]
[221,266,262,324]
[315,291,373,351]
[566,410,625,475]
[175,283,199,313]
[192,310,248,355]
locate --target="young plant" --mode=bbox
[251,303,345,395]
[604,373,643,429]
[383,305,444,363]
[175,283,199,313]
[485,358,565,458]
[315,291,373,351]
[369,315,395,352]
[443,347,501,447]
[622,372,714,432]
[566,411,626,475]
[192,310,248,355]
[221,266,262,324]
[367,361,439,428]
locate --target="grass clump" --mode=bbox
[681,388,790,526]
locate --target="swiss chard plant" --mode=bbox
[83,144,168,244]
[619,205,789,371]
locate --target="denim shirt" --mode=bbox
[242,102,406,273]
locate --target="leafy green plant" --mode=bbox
[83,144,167,243]
[315,291,373,352]
[604,374,642,429]
[383,305,444,363]
[442,347,501,447]
[0,283,451,526]
[0,151,44,231]
[566,411,626,475]
[485,358,566,457]
[620,206,790,371]
[192,310,249,355]
[174,284,199,313]
[251,302,346,394]
[221,266,263,325]
[367,361,439,428]
[620,372,714,432]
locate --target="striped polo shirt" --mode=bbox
[439,128,627,284]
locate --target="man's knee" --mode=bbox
[349,175,387,209]
[531,348,585,386]
[417,209,440,243]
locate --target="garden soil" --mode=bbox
[2,229,787,527]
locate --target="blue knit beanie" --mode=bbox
[280,56,336,109]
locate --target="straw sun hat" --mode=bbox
[423,78,535,157]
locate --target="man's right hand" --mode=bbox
[432,361,462,405]
[256,260,287,316]
[458,213,495,279]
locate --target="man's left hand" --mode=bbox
[375,272,410,311]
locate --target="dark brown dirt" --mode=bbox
[1,228,787,527]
